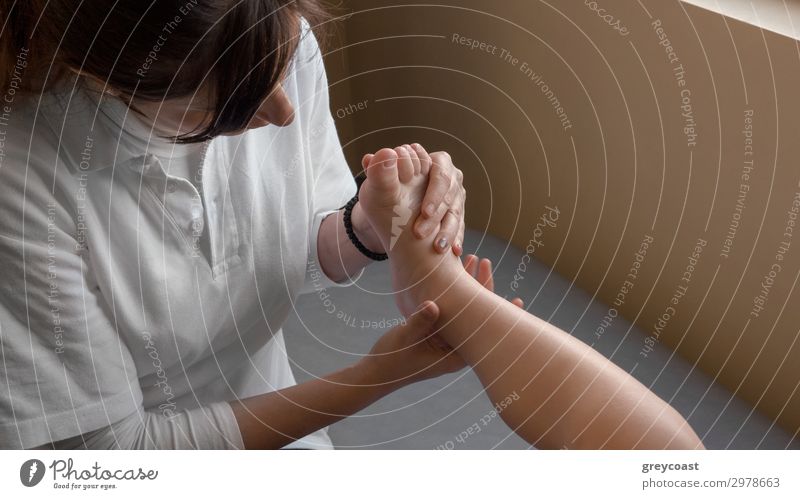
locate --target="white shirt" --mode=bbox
[0,23,360,449]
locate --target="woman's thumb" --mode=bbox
[408,300,439,334]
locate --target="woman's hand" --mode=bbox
[358,301,466,389]
[463,254,525,308]
[359,144,466,255]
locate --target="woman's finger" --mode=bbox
[477,258,494,292]
[437,171,465,250]
[454,209,466,256]
[415,302,452,352]
[432,209,460,253]
[414,195,450,238]
[415,163,460,239]
[419,153,453,219]
[408,300,440,341]
[463,253,478,278]
[453,186,466,255]
[465,254,522,307]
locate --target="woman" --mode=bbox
[0,1,470,449]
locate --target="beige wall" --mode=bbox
[323,0,800,436]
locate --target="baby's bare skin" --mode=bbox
[361,147,705,449]
[359,146,463,316]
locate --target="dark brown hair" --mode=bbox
[0,0,330,142]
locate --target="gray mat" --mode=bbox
[283,229,799,449]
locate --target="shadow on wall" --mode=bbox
[320,0,800,438]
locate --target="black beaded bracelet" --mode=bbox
[343,194,388,261]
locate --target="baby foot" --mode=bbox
[359,146,463,316]
[358,146,426,252]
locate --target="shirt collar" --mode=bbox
[47,80,207,174]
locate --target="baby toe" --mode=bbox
[365,148,400,192]
[395,146,415,183]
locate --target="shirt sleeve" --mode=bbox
[34,402,244,450]
[295,19,366,295]
[0,146,142,449]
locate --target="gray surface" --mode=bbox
[284,229,800,449]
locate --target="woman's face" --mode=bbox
[132,82,296,139]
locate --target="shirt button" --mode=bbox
[167,181,177,193]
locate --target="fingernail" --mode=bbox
[425,203,435,216]
[437,237,449,250]
[455,240,462,253]
[383,157,397,168]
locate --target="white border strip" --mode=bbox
[681,0,800,41]
[2,450,799,498]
